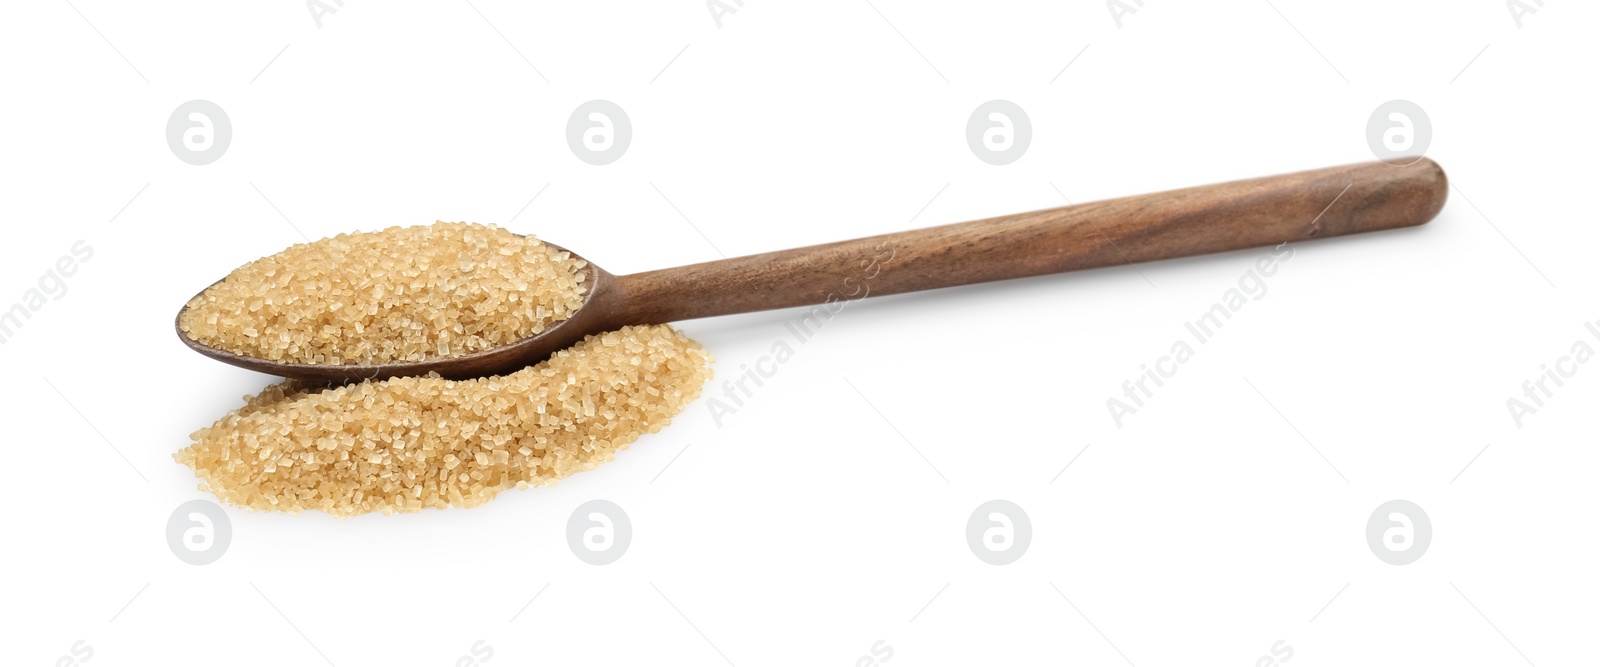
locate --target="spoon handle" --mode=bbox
[612,159,1446,324]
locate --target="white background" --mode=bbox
[2,1,1595,665]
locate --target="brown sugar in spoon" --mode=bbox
[177,159,1447,382]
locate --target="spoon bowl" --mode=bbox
[177,159,1449,383]
[176,244,626,382]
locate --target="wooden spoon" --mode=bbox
[177,159,1446,382]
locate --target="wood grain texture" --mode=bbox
[177,159,1446,381]
[611,158,1446,324]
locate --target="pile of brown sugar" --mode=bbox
[176,325,713,516]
